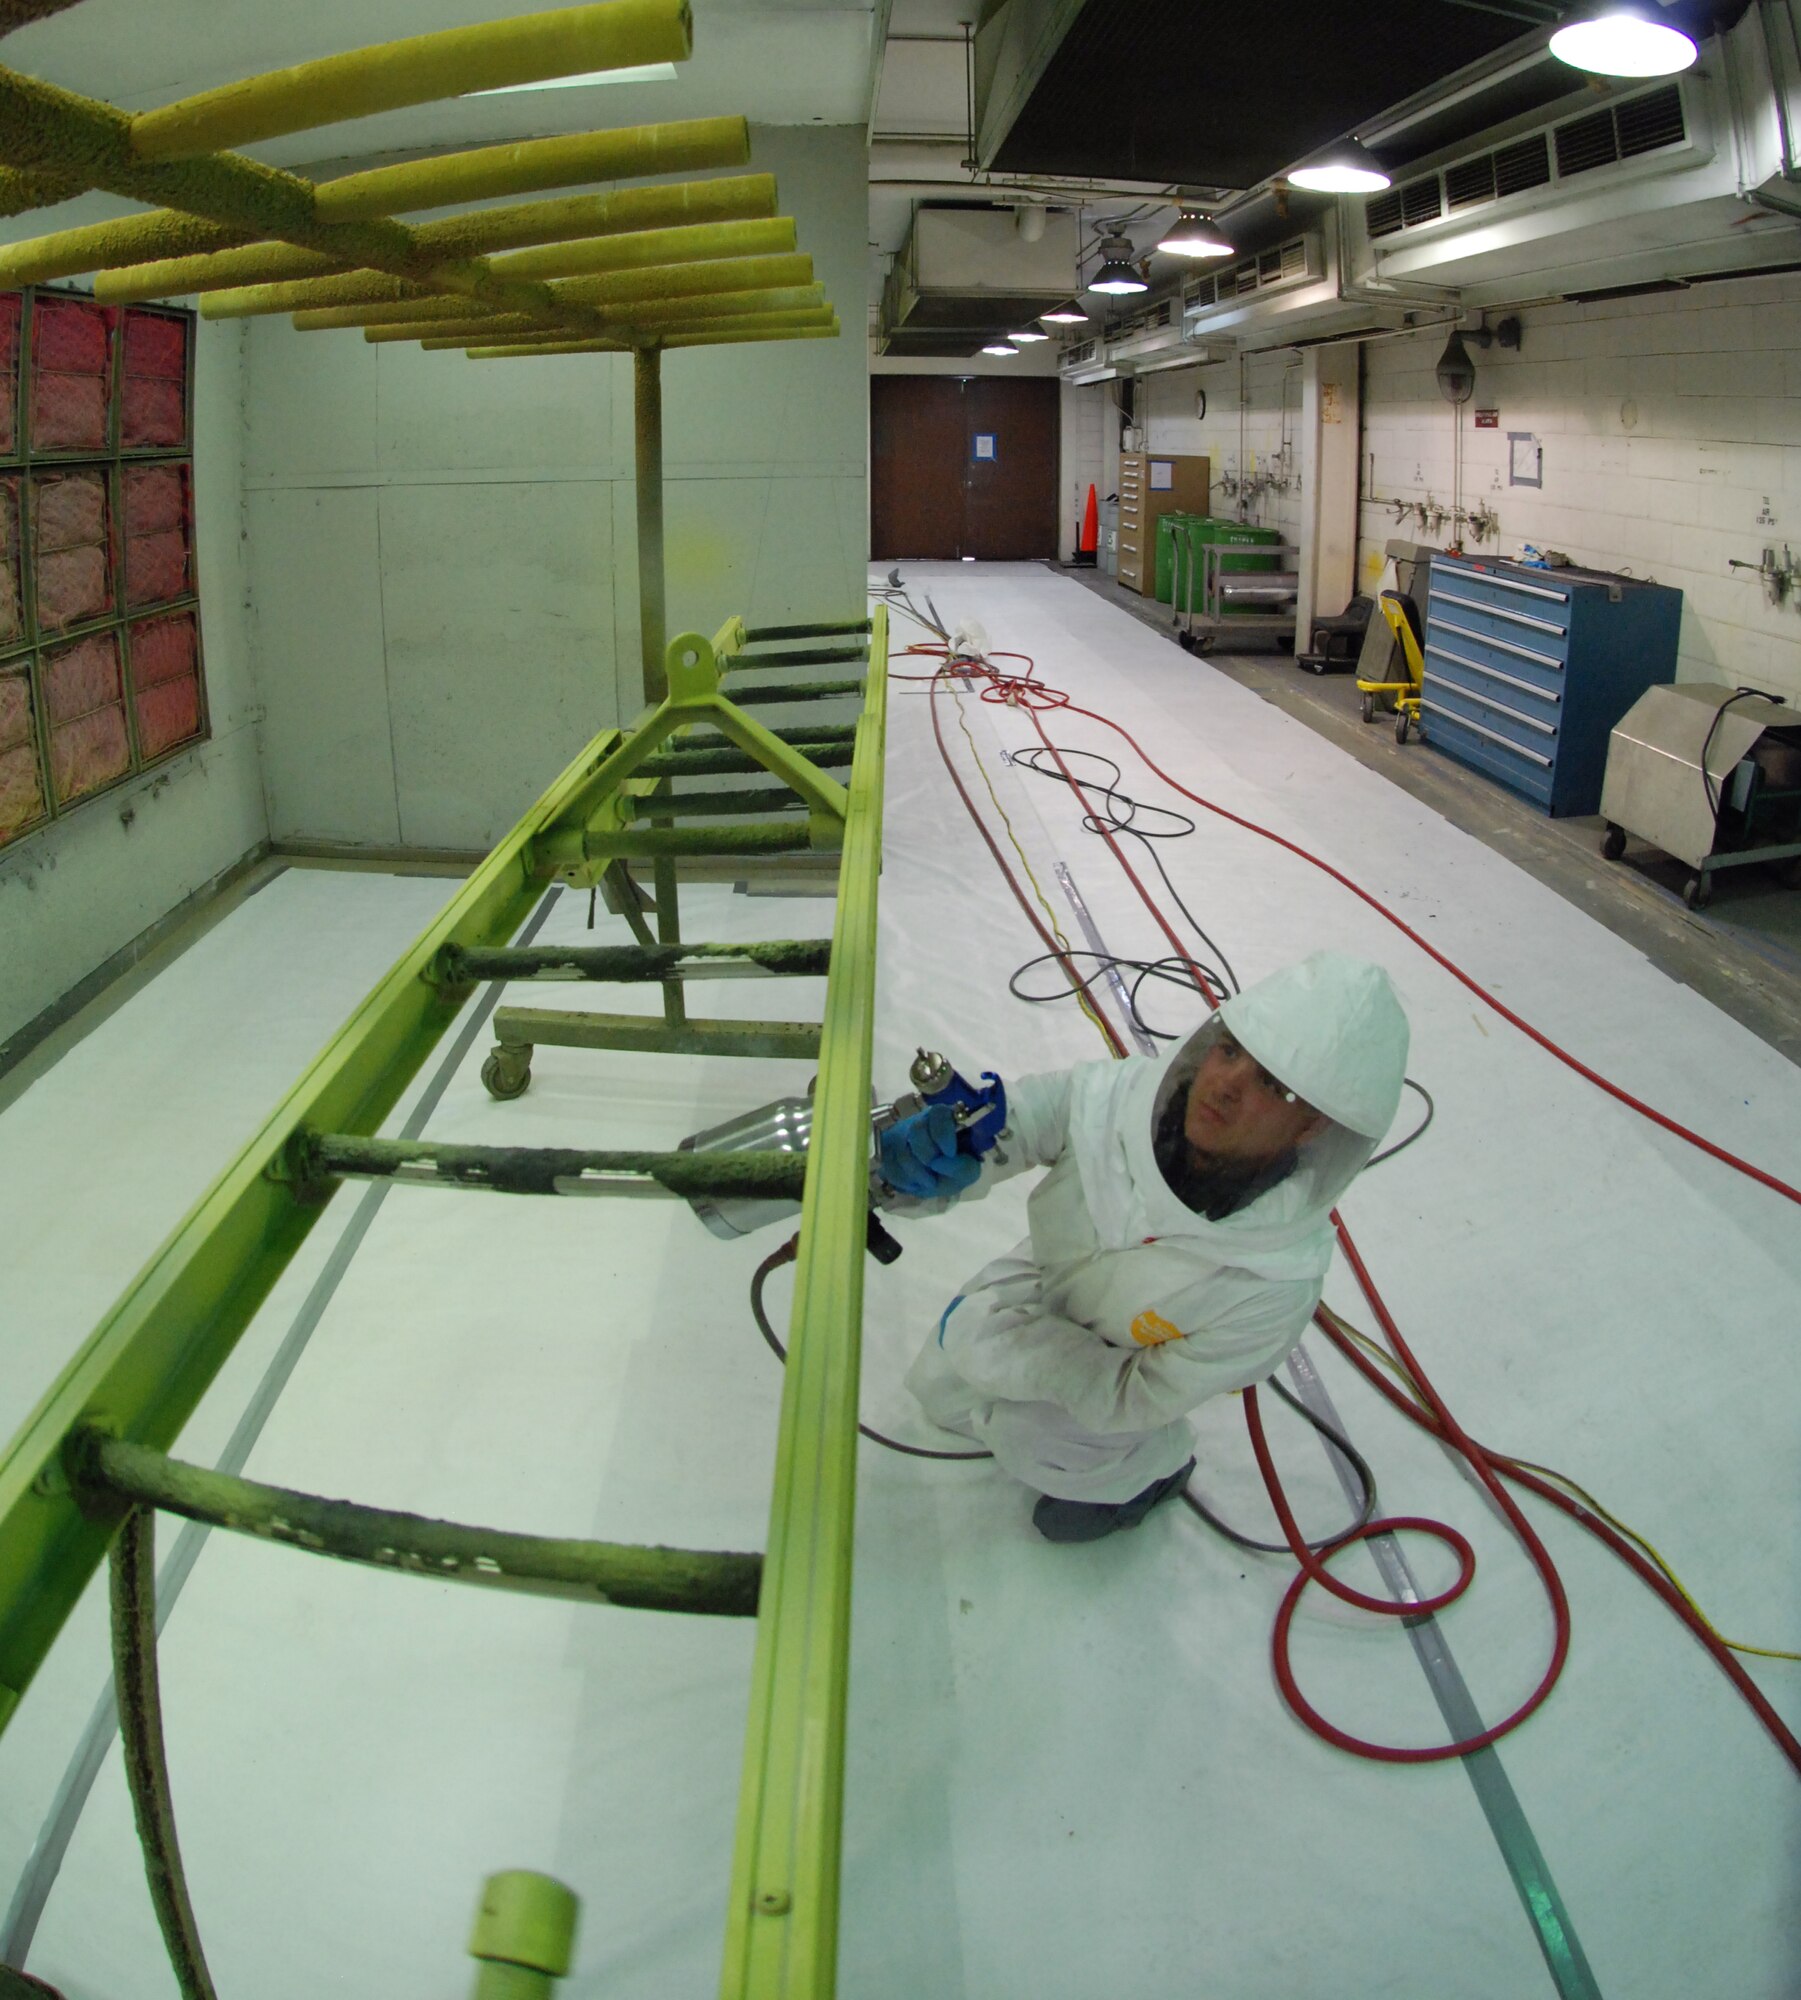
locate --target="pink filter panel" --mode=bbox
[30,296,114,453]
[0,292,18,458]
[33,469,112,632]
[121,311,188,448]
[123,463,187,537]
[0,478,19,648]
[45,629,127,802]
[0,667,43,842]
[123,464,192,606]
[129,611,201,757]
[122,310,185,378]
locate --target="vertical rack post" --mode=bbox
[634,340,684,1023]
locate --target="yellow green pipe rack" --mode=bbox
[0,6,878,1995]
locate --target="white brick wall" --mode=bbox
[1359,270,1801,702]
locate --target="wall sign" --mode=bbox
[1473,408,1499,429]
[972,432,996,461]
[1508,432,1542,488]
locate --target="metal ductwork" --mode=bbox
[880,202,1080,357]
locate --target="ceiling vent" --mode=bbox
[1362,81,1690,247]
[1183,233,1325,318]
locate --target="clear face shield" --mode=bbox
[1148,1015,1334,1221]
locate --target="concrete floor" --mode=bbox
[1064,562,1801,1066]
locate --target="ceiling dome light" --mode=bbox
[981,342,1019,356]
[1287,138,1391,193]
[1041,302,1090,324]
[1087,235,1148,295]
[1009,328,1050,342]
[1157,208,1234,257]
[1549,6,1697,76]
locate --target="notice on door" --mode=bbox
[1150,460,1174,489]
[972,432,997,460]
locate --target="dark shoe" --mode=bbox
[1031,1458,1195,1544]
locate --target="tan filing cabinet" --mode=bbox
[1115,451,1211,594]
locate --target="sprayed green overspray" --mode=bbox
[74,1435,762,1619]
[443,939,831,984]
[299,1132,810,1203]
[491,1012,822,1062]
[0,68,607,339]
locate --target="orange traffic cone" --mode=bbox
[1079,484,1098,559]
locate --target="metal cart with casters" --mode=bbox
[1173,536,1299,654]
[1599,682,1801,908]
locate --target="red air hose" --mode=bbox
[920,646,1799,1767]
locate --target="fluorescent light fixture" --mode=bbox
[1087,236,1147,294]
[1549,7,1697,75]
[1042,302,1089,324]
[1288,138,1390,193]
[981,342,1019,356]
[470,62,678,96]
[1157,209,1233,257]
[1009,328,1050,342]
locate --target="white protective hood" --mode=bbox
[1063,953,1410,1280]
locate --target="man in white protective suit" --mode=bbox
[889,952,1410,1543]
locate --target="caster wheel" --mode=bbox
[1177,631,1195,654]
[1395,709,1411,745]
[1360,692,1376,724]
[1601,824,1626,861]
[1682,875,1711,911]
[481,1047,532,1099]
[1194,634,1215,656]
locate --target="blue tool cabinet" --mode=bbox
[1418,556,1683,816]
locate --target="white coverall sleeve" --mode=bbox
[942,1272,1316,1435]
[883,1067,1074,1217]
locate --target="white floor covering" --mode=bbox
[2,561,1797,1999]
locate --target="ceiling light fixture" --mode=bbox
[1549,5,1697,76]
[1087,235,1148,295]
[981,342,1020,356]
[470,62,678,95]
[1156,208,1234,258]
[1041,302,1090,324]
[1009,328,1050,342]
[1287,137,1391,193]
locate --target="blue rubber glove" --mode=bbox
[879,1105,983,1199]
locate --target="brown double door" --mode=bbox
[870,375,1060,561]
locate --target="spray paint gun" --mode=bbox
[680,1049,1008,1252]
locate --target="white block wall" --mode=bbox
[1358,270,1801,701]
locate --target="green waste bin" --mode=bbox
[1154,513,1194,605]
[1177,517,1281,615]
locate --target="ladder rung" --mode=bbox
[445,940,832,984]
[626,785,801,818]
[591,823,817,861]
[637,744,855,778]
[302,1133,809,1202]
[74,1432,762,1616]
[493,1010,821,1059]
[722,677,864,705]
[677,724,858,753]
[742,619,871,641]
[726,646,868,669]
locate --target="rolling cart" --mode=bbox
[1599,682,1801,908]
[1172,528,1299,654]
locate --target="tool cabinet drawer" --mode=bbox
[1419,554,1682,817]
